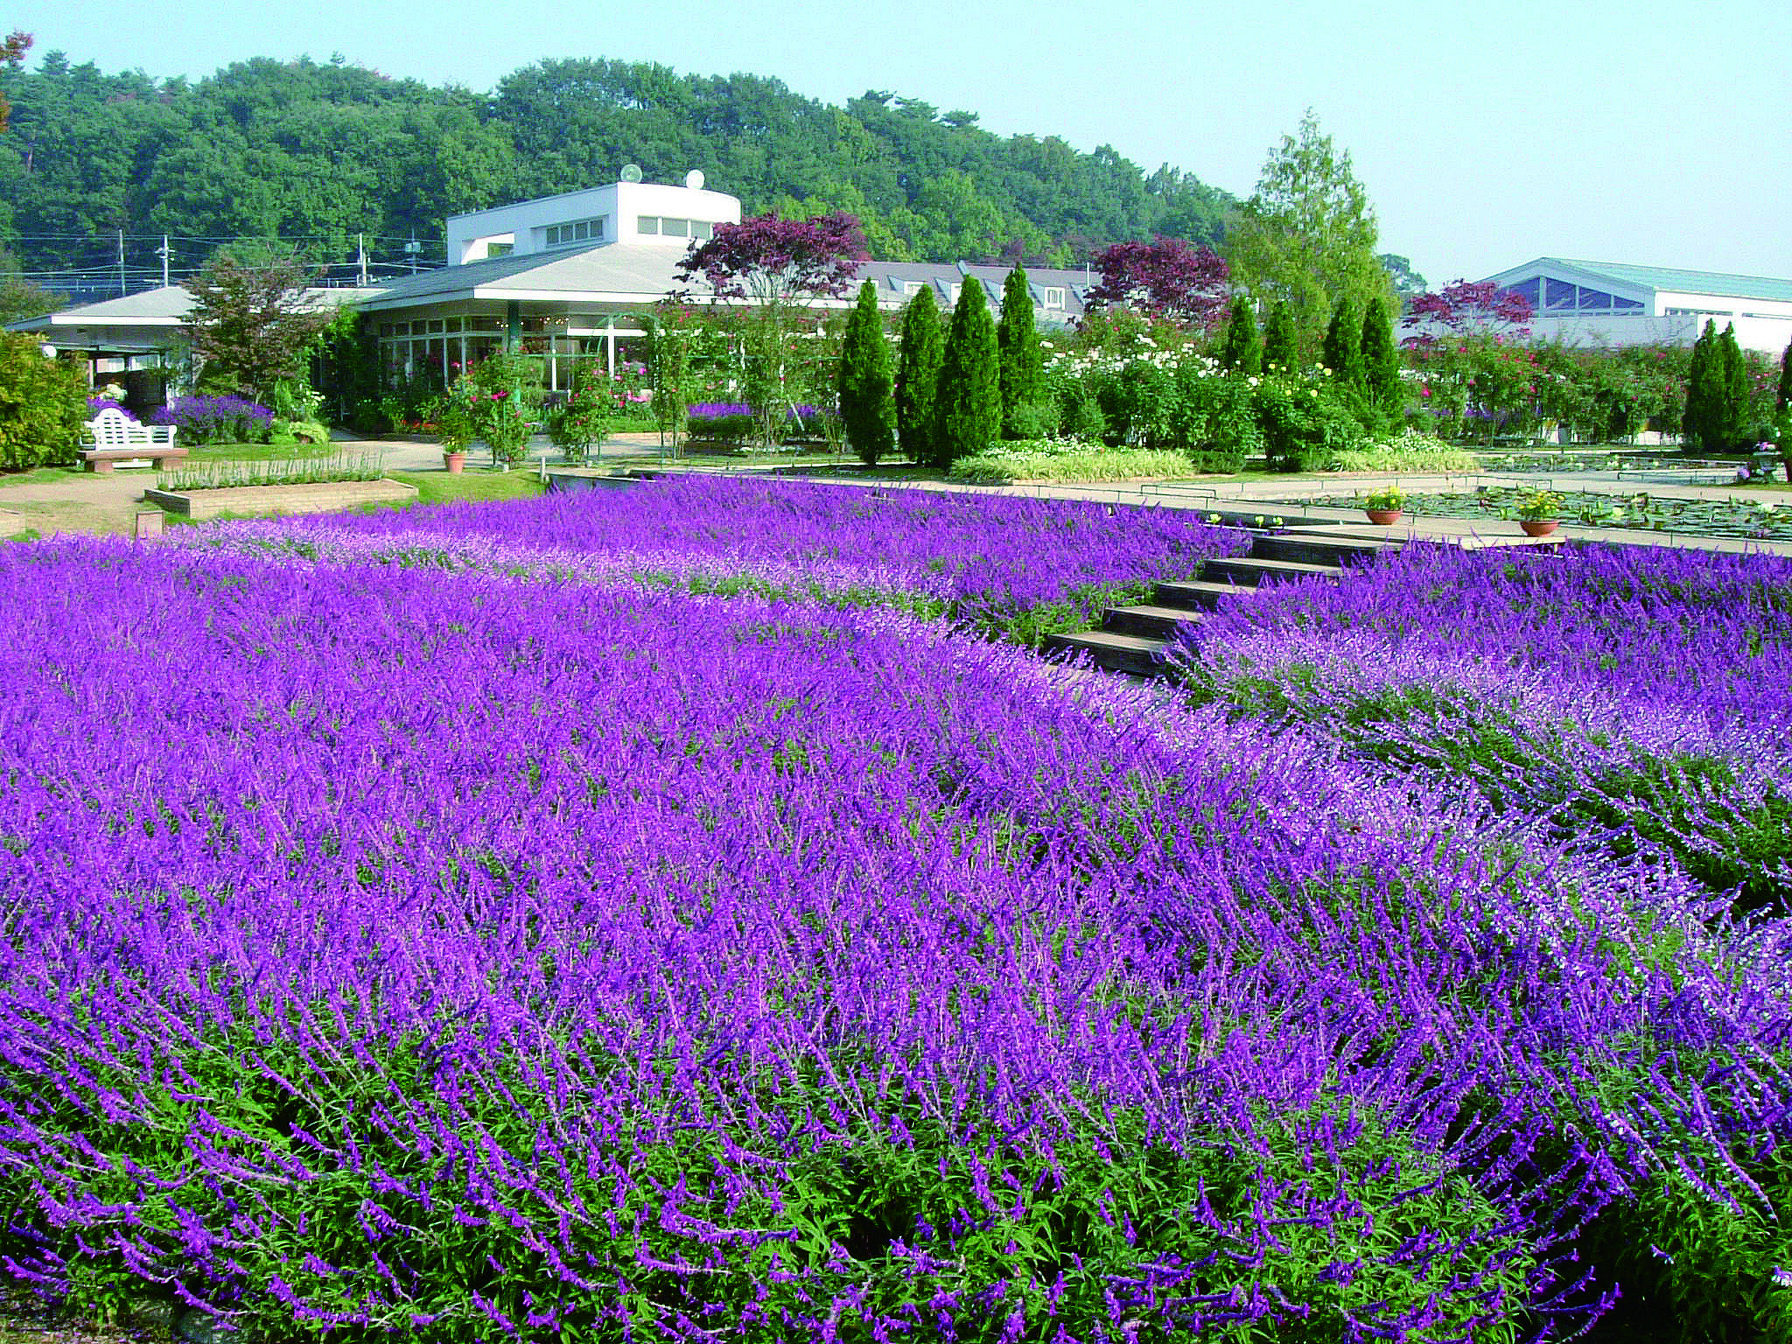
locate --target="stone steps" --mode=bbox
[1045,526,1403,677]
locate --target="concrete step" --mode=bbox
[1104,603,1204,638]
[1044,629,1171,677]
[1251,531,1400,567]
[1153,578,1249,611]
[1202,555,1345,588]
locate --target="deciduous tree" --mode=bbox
[180,249,336,403]
[1084,237,1229,329]
[1224,111,1393,351]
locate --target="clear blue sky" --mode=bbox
[12,0,1790,288]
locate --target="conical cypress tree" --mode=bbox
[997,266,1043,438]
[837,281,895,466]
[1321,296,1362,389]
[1720,323,1747,448]
[895,287,944,464]
[1218,296,1261,376]
[1778,339,1792,414]
[1685,320,1718,452]
[1262,301,1298,374]
[935,278,1000,466]
[1359,295,1401,428]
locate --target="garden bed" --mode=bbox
[145,477,418,520]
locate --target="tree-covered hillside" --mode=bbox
[0,51,1234,287]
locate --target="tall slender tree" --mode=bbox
[997,266,1042,438]
[1321,296,1362,389]
[895,286,944,464]
[1359,295,1401,428]
[1262,301,1298,373]
[1778,339,1792,415]
[837,280,894,465]
[1218,295,1261,375]
[934,278,1000,465]
[1684,320,1720,452]
[1719,322,1748,447]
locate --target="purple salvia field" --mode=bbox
[167,476,1252,641]
[0,516,1788,1339]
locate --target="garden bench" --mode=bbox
[79,408,186,473]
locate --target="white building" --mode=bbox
[1480,258,1792,354]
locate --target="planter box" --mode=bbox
[144,479,419,521]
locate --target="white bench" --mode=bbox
[80,407,186,473]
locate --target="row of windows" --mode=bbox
[380,317,506,336]
[639,216,715,240]
[1502,278,1645,312]
[545,217,606,248]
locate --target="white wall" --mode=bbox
[445,181,742,266]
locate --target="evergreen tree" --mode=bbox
[996,266,1043,438]
[1360,295,1401,426]
[1321,296,1362,389]
[1684,321,1720,452]
[1218,296,1261,376]
[934,278,1000,466]
[1262,301,1298,373]
[1778,339,1792,415]
[895,286,944,464]
[837,280,895,466]
[1720,322,1747,447]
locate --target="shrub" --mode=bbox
[686,402,756,443]
[546,361,611,464]
[946,441,1196,484]
[149,394,274,445]
[997,266,1043,438]
[1262,300,1298,373]
[1331,432,1479,472]
[1256,378,1366,471]
[0,333,87,469]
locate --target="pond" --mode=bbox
[1294,484,1792,542]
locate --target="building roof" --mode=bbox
[360,246,708,310]
[7,284,380,336]
[1492,258,1792,304]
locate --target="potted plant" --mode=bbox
[1516,488,1563,536]
[433,392,475,474]
[1363,484,1407,526]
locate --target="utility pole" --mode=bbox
[156,234,170,287]
[117,229,126,297]
[404,232,421,274]
[356,233,369,287]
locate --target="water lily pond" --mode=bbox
[1301,484,1792,541]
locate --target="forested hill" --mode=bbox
[0,52,1234,288]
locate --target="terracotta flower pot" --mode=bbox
[1365,508,1403,526]
[443,451,467,475]
[1519,518,1559,537]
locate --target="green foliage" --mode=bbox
[181,248,339,403]
[1321,296,1363,402]
[1360,295,1402,427]
[645,309,697,450]
[0,333,86,469]
[545,359,610,463]
[1224,111,1395,353]
[895,287,944,464]
[1217,295,1261,375]
[836,281,895,465]
[1262,300,1298,373]
[946,441,1197,484]
[461,349,542,464]
[934,278,1000,466]
[1256,374,1366,471]
[1685,322,1727,453]
[1720,322,1748,448]
[996,266,1043,438]
[1331,433,1479,473]
[1778,339,1792,414]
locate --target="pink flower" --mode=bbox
[1421,386,1432,398]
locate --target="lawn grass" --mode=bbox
[0,465,81,489]
[386,469,549,507]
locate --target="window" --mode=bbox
[1545,277,1577,310]
[660,217,688,238]
[638,216,660,235]
[1501,279,1541,307]
[903,281,925,296]
[1042,286,1066,309]
[486,241,513,258]
[544,217,607,248]
[692,221,713,240]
